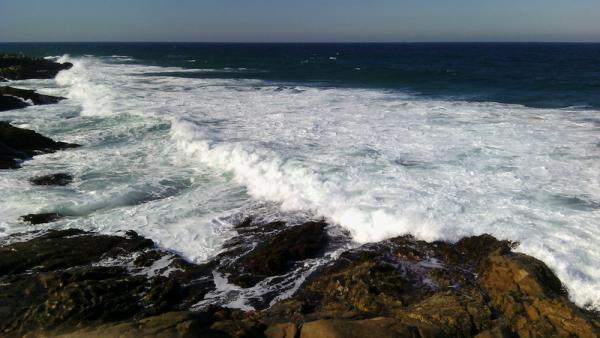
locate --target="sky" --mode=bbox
[0,0,599,42]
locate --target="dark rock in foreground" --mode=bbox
[0,95,28,112]
[0,121,80,169]
[30,173,73,186]
[0,86,65,111]
[0,54,72,81]
[221,219,329,288]
[0,229,215,337]
[20,212,63,224]
[0,225,598,337]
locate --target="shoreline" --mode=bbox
[1,225,598,337]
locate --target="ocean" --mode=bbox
[0,43,599,309]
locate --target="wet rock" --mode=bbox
[221,220,329,288]
[0,229,153,275]
[0,86,65,106]
[0,226,598,338]
[0,95,28,112]
[260,234,600,337]
[0,121,80,169]
[0,142,24,168]
[20,212,63,224]
[0,229,216,337]
[0,121,80,156]
[30,173,73,186]
[0,54,72,80]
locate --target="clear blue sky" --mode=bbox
[1,0,599,42]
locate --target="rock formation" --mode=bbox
[0,222,597,338]
[0,54,72,81]
[0,121,80,169]
[0,86,65,112]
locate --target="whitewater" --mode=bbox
[0,55,598,309]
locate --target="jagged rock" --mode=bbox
[0,54,72,80]
[0,227,598,338]
[220,220,329,288]
[0,229,152,275]
[30,173,73,186]
[0,86,65,105]
[480,252,599,337]
[0,121,80,169]
[20,212,63,224]
[0,121,80,156]
[0,95,28,112]
[259,234,600,337]
[0,229,216,337]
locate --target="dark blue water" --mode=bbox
[2,42,600,109]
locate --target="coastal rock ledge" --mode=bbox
[0,223,598,338]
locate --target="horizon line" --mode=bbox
[2,41,600,44]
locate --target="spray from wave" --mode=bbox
[170,118,442,243]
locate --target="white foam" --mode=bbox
[171,118,441,243]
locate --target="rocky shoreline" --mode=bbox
[1,224,598,337]
[0,54,598,337]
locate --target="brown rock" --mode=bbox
[51,312,208,338]
[299,317,425,338]
[1,226,598,338]
[480,252,599,337]
[265,323,298,338]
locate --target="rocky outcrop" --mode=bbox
[0,86,65,111]
[0,121,80,169]
[219,219,329,288]
[0,226,597,338]
[0,54,72,81]
[0,95,28,111]
[30,173,74,186]
[0,229,216,337]
[259,234,600,338]
[20,212,64,224]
